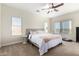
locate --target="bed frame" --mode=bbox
[25,28,62,48]
[26,28,44,47]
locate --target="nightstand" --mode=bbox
[22,35,28,44]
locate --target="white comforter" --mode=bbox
[29,33,62,55]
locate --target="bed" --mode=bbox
[26,29,62,55]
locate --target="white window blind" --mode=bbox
[12,16,22,35]
[53,20,72,34]
[62,20,72,34]
[54,22,61,34]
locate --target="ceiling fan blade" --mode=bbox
[54,3,64,8]
[51,10,53,12]
[41,8,49,10]
[41,9,46,10]
[54,8,58,12]
[47,11,50,14]
[36,10,40,12]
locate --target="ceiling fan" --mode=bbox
[36,3,64,14]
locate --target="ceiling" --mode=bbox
[4,3,79,18]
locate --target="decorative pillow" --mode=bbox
[28,34,32,39]
[26,32,30,39]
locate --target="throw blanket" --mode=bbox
[41,34,61,43]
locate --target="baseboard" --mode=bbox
[1,40,23,47]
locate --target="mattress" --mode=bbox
[29,33,62,55]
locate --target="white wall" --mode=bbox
[22,13,48,35]
[0,4,1,47]
[51,10,79,41]
[0,4,48,46]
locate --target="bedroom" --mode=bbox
[0,3,79,56]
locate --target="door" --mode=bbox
[76,27,79,42]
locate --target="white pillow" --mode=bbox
[30,31,38,34]
[36,31,46,34]
[28,34,32,39]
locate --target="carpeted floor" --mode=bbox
[0,41,79,56]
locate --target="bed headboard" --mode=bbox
[26,28,44,35]
[25,28,44,39]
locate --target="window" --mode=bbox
[54,22,61,34]
[62,20,72,34]
[53,20,72,34]
[12,16,22,35]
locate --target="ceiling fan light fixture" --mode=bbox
[36,3,64,14]
[47,11,50,14]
